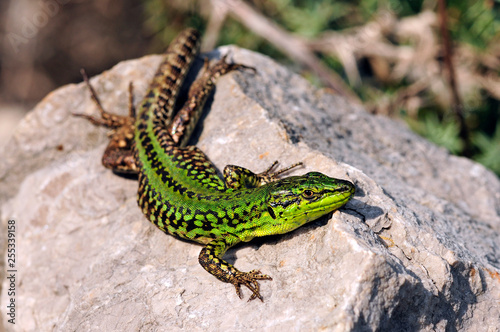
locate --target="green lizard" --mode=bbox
[75,28,355,301]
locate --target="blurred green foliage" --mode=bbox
[448,0,500,49]
[142,0,500,176]
[407,112,464,154]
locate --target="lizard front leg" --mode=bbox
[198,236,272,301]
[223,160,303,189]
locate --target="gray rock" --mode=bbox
[1,45,499,332]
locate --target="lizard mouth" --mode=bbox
[299,193,352,217]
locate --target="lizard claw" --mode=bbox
[257,160,304,184]
[231,270,273,302]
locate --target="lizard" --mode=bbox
[74,28,355,301]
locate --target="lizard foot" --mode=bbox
[257,160,304,184]
[232,270,273,302]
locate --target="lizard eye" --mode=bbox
[303,190,314,198]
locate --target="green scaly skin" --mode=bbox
[77,28,355,301]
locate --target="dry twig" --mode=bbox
[210,0,361,104]
[203,0,498,134]
[438,0,471,156]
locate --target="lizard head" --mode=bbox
[263,172,355,234]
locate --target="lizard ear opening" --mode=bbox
[267,206,277,219]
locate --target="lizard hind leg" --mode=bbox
[74,69,138,173]
[167,55,256,148]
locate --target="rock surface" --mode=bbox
[1,45,499,332]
